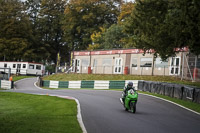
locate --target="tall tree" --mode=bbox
[38,0,67,63]
[63,0,121,51]
[166,0,200,56]
[0,0,33,61]
[124,0,174,60]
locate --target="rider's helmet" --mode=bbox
[127,82,133,88]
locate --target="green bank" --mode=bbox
[0,92,82,133]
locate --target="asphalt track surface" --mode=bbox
[4,78,200,133]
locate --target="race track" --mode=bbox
[6,78,200,133]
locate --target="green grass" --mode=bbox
[12,75,35,81]
[0,92,82,133]
[43,73,200,87]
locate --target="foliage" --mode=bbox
[0,0,33,61]
[124,0,200,60]
[101,24,127,49]
[63,0,121,51]
[38,0,67,63]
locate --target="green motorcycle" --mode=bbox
[120,89,138,113]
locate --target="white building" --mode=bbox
[0,61,45,76]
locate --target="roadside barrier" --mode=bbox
[40,79,200,104]
[138,81,200,104]
[41,80,139,90]
[0,80,13,89]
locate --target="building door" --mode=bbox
[17,64,21,74]
[72,59,80,73]
[114,58,122,74]
[170,57,181,75]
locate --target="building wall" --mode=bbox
[73,50,190,77]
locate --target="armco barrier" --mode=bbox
[69,81,81,88]
[0,80,12,89]
[94,80,109,89]
[49,80,59,88]
[41,80,138,90]
[81,81,94,88]
[40,79,199,104]
[43,80,50,87]
[59,81,69,88]
[109,81,125,89]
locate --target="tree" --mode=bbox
[38,0,67,64]
[0,0,33,61]
[63,0,121,51]
[124,0,175,60]
[24,0,51,62]
[124,0,200,60]
[166,0,200,56]
[101,24,127,49]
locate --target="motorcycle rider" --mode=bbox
[122,82,135,103]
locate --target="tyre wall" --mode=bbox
[141,81,200,104]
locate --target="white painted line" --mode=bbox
[139,93,200,116]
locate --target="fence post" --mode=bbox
[181,52,185,80]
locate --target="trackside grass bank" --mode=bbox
[0,92,82,133]
[43,73,200,88]
[12,75,35,81]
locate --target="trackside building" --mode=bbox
[71,48,200,81]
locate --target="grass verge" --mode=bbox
[0,92,82,133]
[12,75,35,81]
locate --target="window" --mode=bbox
[131,58,137,67]
[81,59,89,66]
[140,58,152,67]
[13,64,16,68]
[155,58,168,68]
[36,65,41,70]
[103,59,112,66]
[23,64,26,68]
[29,64,34,69]
[4,64,7,68]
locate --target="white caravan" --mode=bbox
[0,61,45,76]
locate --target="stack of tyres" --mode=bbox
[193,88,200,104]
[150,82,159,94]
[182,86,195,101]
[138,81,144,91]
[173,84,184,99]
[164,83,174,97]
[143,81,151,92]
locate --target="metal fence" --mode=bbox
[0,67,11,80]
[56,65,200,82]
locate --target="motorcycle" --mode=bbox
[120,89,138,113]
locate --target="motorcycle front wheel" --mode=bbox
[130,102,136,113]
